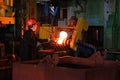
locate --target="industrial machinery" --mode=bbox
[0,0,15,56]
[38,29,72,58]
[38,17,91,59]
[37,17,119,68]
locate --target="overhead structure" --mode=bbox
[0,0,14,24]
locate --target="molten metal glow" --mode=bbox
[57,31,68,44]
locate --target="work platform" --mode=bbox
[13,62,120,80]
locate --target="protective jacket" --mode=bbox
[20,29,37,61]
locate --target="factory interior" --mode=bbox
[1,0,120,80]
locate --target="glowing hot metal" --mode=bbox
[57,31,68,44]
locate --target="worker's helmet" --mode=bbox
[69,16,78,26]
[70,16,78,22]
[27,19,36,28]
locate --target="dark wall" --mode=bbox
[85,26,104,50]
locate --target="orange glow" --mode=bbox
[57,31,68,44]
[0,17,14,24]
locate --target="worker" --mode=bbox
[59,16,78,44]
[20,19,39,61]
[69,17,96,57]
[68,16,78,27]
[67,16,78,39]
